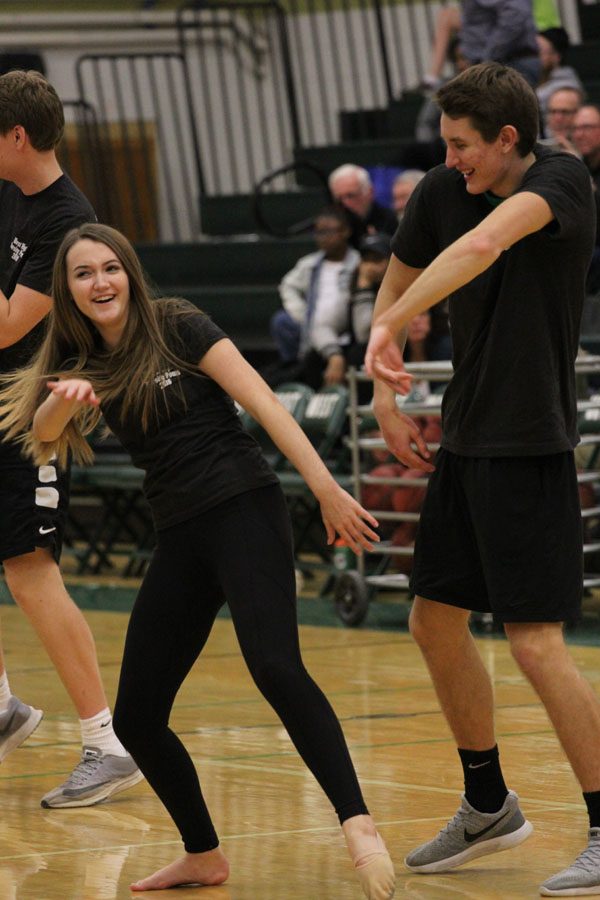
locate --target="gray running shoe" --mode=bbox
[0,696,43,762]
[40,746,144,809]
[405,791,533,873]
[540,828,600,896]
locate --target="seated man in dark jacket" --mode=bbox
[328,164,398,247]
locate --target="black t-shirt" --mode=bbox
[0,173,96,375]
[391,146,596,457]
[101,314,279,530]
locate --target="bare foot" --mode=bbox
[130,847,229,891]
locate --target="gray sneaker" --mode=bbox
[540,828,600,896]
[0,696,43,762]
[41,746,144,808]
[405,790,533,873]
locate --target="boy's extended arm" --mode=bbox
[377,190,553,338]
[0,284,53,349]
[367,190,554,467]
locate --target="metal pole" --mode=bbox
[274,1,302,149]
[372,0,394,104]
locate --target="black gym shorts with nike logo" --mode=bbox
[409,448,583,623]
[0,440,70,563]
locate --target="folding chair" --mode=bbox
[65,418,152,576]
[238,382,314,470]
[277,384,352,571]
[66,459,150,575]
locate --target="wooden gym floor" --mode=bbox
[0,594,599,899]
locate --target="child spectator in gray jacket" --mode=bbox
[268,206,360,389]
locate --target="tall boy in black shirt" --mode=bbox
[367,62,600,896]
[0,70,141,808]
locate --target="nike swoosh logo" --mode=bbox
[468,761,491,769]
[464,809,510,843]
[39,525,57,535]
[100,721,111,728]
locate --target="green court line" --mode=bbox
[0,801,584,865]
[4,576,600,645]
[0,722,556,783]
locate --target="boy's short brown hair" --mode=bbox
[0,69,64,151]
[436,62,539,157]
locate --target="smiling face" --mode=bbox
[440,114,521,196]
[66,239,131,348]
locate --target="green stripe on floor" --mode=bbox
[3,576,600,641]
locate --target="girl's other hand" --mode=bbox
[47,378,100,407]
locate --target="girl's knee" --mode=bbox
[251,657,306,700]
[113,697,153,750]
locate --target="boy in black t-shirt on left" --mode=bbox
[0,69,142,808]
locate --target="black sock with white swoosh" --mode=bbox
[458,745,508,814]
[584,790,600,829]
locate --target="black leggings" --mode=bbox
[113,483,368,852]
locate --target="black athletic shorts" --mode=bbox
[0,440,70,564]
[409,448,583,623]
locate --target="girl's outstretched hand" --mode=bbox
[47,378,100,407]
[319,482,380,554]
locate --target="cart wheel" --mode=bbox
[334,572,369,627]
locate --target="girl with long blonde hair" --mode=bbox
[2,223,395,899]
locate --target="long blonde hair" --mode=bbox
[0,223,206,468]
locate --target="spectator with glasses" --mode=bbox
[573,105,600,295]
[542,85,583,151]
[328,165,398,248]
[573,105,600,191]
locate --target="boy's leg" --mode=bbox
[3,548,142,806]
[404,597,532,873]
[409,597,494,748]
[506,622,600,897]
[506,622,600,791]
[4,548,109,718]
[0,640,43,762]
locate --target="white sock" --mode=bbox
[80,708,128,757]
[0,673,11,713]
